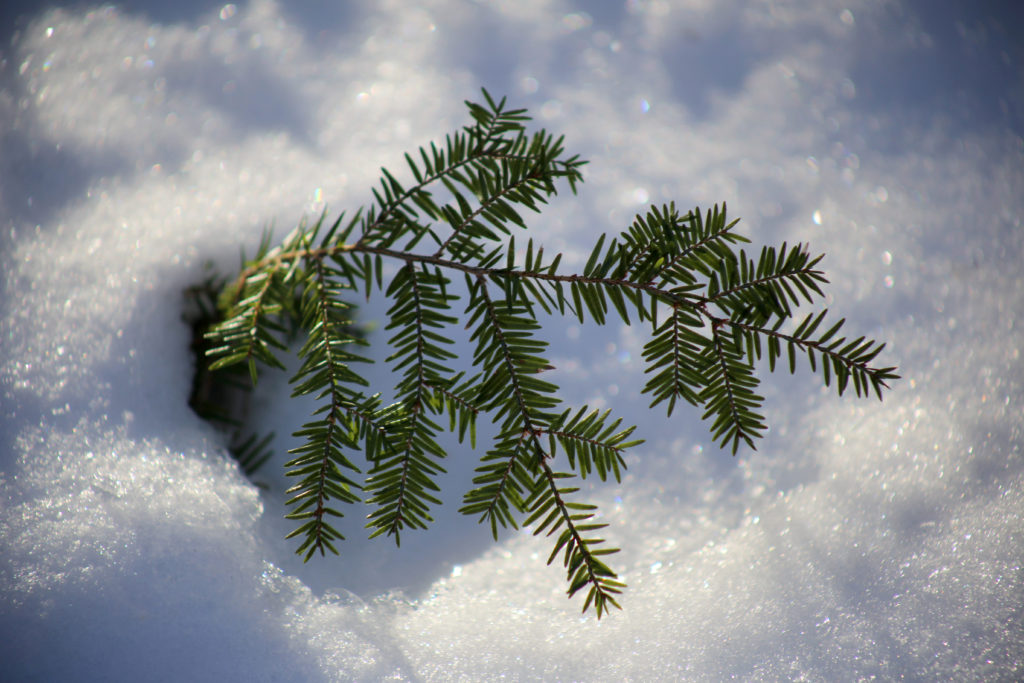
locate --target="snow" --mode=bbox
[2,1,1022,680]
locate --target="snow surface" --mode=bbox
[2,1,1022,680]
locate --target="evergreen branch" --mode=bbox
[198,90,898,618]
[357,91,582,256]
[525,461,624,618]
[226,236,706,327]
[733,311,899,399]
[356,108,503,248]
[206,260,291,384]
[618,204,747,289]
[655,204,748,285]
[427,379,481,417]
[422,372,482,446]
[703,243,827,321]
[701,321,767,454]
[641,304,707,415]
[432,150,553,260]
[218,232,895,464]
[364,263,458,543]
[361,406,447,542]
[458,273,632,602]
[458,274,557,535]
[544,407,642,482]
[347,241,707,321]
[283,257,369,560]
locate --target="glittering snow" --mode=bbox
[2,1,1022,680]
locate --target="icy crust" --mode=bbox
[2,423,258,599]
[1,335,1020,682]
[0,422,406,681]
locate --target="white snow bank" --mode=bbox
[2,1,1022,680]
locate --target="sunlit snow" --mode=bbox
[2,1,1022,680]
